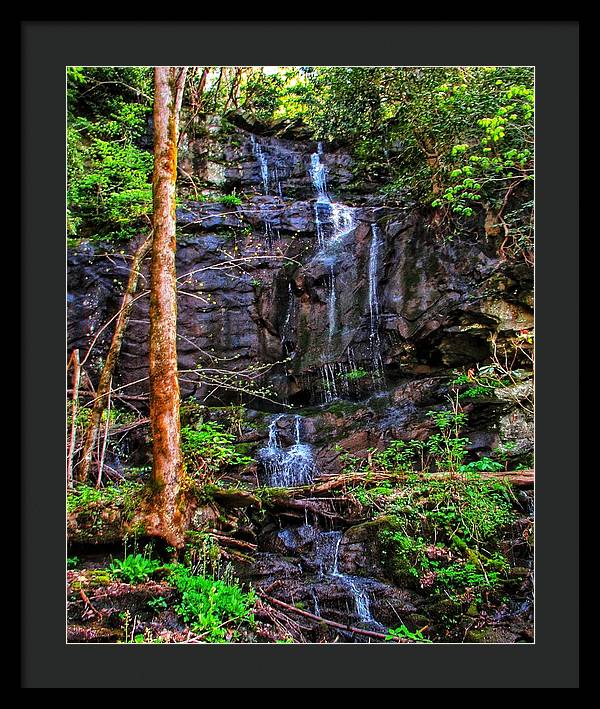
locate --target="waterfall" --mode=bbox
[320,362,339,404]
[313,529,376,625]
[310,151,328,202]
[251,135,270,195]
[258,414,316,487]
[368,224,384,378]
[309,146,357,391]
[327,264,337,341]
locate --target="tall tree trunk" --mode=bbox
[77,235,151,484]
[147,66,188,548]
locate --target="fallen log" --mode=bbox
[286,469,535,497]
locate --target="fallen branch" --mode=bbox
[79,588,102,618]
[210,532,257,552]
[257,590,409,643]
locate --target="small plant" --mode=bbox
[373,439,427,473]
[341,368,369,381]
[109,552,161,584]
[218,193,242,206]
[67,556,80,569]
[181,421,253,476]
[460,457,504,473]
[425,405,469,472]
[385,625,432,643]
[167,564,256,643]
[147,596,168,612]
[67,480,143,514]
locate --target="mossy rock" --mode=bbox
[340,516,403,578]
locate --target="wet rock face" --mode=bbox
[67,123,534,465]
[179,123,355,201]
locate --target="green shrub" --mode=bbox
[460,457,504,473]
[181,422,253,476]
[109,552,162,584]
[167,564,255,642]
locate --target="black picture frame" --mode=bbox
[22,20,579,688]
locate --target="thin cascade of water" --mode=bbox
[281,282,295,347]
[344,577,375,624]
[310,151,328,202]
[320,362,339,404]
[251,135,270,195]
[294,414,302,444]
[368,224,384,379]
[314,529,376,624]
[273,165,284,198]
[312,589,321,617]
[309,147,358,383]
[258,414,316,487]
[327,264,337,341]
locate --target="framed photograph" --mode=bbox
[22,21,579,688]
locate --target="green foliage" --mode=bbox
[167,563,255,642]
[67,556,80,569]
[341,368,369,381]
[460,457,504,473]
[385,624,432,643]
[181,421,253,476]
[378,472,514,598]
[350,480,395,507]
[67,67,153,242]
[217,193,243,206]
[340,405,473,479]
[451,365,511,401]
[424,408,470,472]
[109,552,162,584]
[395,473,514,545]
[147,596,168,612]
[67,402,137,432]
[241,70,287,123]
[299,66,533,257]
[372,439,426,473]
[67,480,143,514]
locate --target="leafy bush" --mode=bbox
[460,457,504,473]
[167,564,255,642]
[109,553,162,584]
[378,472,515,598]
[181,422,253,476]
[67,67,153,242]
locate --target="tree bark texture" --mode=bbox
[147,66,188,547]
